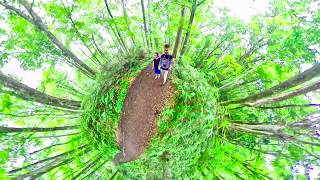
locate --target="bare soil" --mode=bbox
[113,65,173,164]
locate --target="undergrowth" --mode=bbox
[80,50,151,159]
[115,59,228,178]
[113,56,271,179]
[79,52,271,178]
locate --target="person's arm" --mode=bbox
[158,58,161,70]
[169,57,174,70]
[159,57,162,69]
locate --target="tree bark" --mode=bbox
[0,71,81,109]
[0,125,79,133]
[250,82,320,106]
[222,63,320,105]
[141,0,149,48]
[180,3,197,56]
[0,1,96,78]
[172,7,186,58]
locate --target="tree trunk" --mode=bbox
[104,0,128,52]
[0,112,77,118]
[91,34,108,61]
[251,82,320,106]
[141,0,149,48]
[60,1,102,67]
[172,7,186,58]
[31,132,80,139]
[9,145,87,174]
[68,16,102,67]
[230,103,320,110]
[0,125,79,133]
[0,71,81,109]
[220,79,257,93]
[290,115,320,129]
[231,123,285,133]
[30,138,78,155]
[180,3,197,56]
[222,63,320,105]
[71,156,101,180]
[16,146,90,180]
[147,0,153,48]
[121,0,136,46]
[80,160,108,179]
[109,170,119,180]
[1,1,97,78]
[104,22,124,54]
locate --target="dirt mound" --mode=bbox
[113,65,174,164]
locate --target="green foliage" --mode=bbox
[0,0,319,179]
[81,55,150,159]
[115,56,270,179]
[3,14,62,70]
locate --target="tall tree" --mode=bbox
[121,0,136,46]
[147,0,153,48]
[140,0,149,48]
[180,0,206,56]
[0,71,81,109]
[222,63,320,105]
[1,0,319,179]
[104,0,128,52]
[0,1,97,78]
[0,125,79,133]
[172,7,186,58]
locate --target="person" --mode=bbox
[159,44,173,85]
[153,52,161,79]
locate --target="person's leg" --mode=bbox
[157,69,161,79]
[162,70,168,84]
[160,69,164,84]
[155,72,158,79]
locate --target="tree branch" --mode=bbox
[0,125,79,133]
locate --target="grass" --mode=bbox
[114,59,225,178]
[80,50,152,160]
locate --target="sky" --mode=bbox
[214,0,270,22]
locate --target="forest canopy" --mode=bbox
[0,0,319,179]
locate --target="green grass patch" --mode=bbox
[80,52,151,160]
[115,59,225,178]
